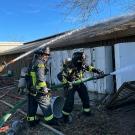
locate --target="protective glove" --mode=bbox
[99,70,104,76]
[96,70,105,79]
[42,87,52,97]
[43,87,49,94]
[94,69,104,75]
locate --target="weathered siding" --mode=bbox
[48,46,114,94]
[0,46,113,95]
[114,42,135,89]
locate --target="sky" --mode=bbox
[0,0,134,42]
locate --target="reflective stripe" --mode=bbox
[37,64,45,68]
[62,110,70,115]
[36,82,47,89]
[88,66,94,72]
[62,78,68,84]
[30,71,36,86]
[79,71,83,78]
[27,116,37,121]
[69,69,72,73]
[83,108,90,112]
[44,114,53,121]
[29,92,37,96]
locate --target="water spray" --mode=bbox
[110,64,135,76]
[0,27,85,73]
[51,64,135,89]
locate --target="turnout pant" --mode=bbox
[27,93,53,122]
[62,83,90,115]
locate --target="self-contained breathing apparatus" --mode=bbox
[18,47,50,95]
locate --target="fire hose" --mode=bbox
[0,98,27,127]
[0,74,110,127]
[50,74,110,89]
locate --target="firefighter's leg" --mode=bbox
[37,94,58,125]
[77,83,91,116]
[63,87,69,97]
[62,88,75,123]
[27,94,39,126]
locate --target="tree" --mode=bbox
[58,0,135,22]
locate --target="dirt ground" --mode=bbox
[0,78,135,135]
[58,104,135,135]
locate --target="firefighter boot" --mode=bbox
[46,118,59,126]
[83,111,91,116]
[28,119,40,127]
[63,114,72,124]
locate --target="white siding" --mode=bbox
[114,42,135,89]
[48,46,113,94]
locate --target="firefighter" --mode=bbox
[26,47,58,127]
[57,52,104,123]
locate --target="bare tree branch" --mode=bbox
[58,0,135,22]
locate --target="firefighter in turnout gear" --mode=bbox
[26,47,58,127]
[57,52,104,123]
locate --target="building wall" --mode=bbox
[48,46,114,94]
[0,46,114,95]
[0,46,114,104]
[114,42,135,89]
[0,42,23,53]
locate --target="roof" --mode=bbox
[0,42,23,47]
[1,14,135,56]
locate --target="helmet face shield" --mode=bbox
[72,52,85,66]
[34,47,50,62]
[34,47,50,56]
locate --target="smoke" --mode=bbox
[110,64,135,75]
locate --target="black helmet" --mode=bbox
[72,52,85,66]
[34,47,50,56]
[72,52,84,61]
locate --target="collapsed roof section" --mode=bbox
[1,14,135,56]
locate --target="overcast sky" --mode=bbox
[0,0,134,42]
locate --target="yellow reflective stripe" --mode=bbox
[88,66,94,72]
[37,64,45,68]
[27,116,37,121]
[79,71,83,78]
[39,82,47,87]
[30,71,36,86]
[44,114,53,121]
[62,78,68,84]
[36,82,47,89]
[83,108,90,112]
[62,110,70,115]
